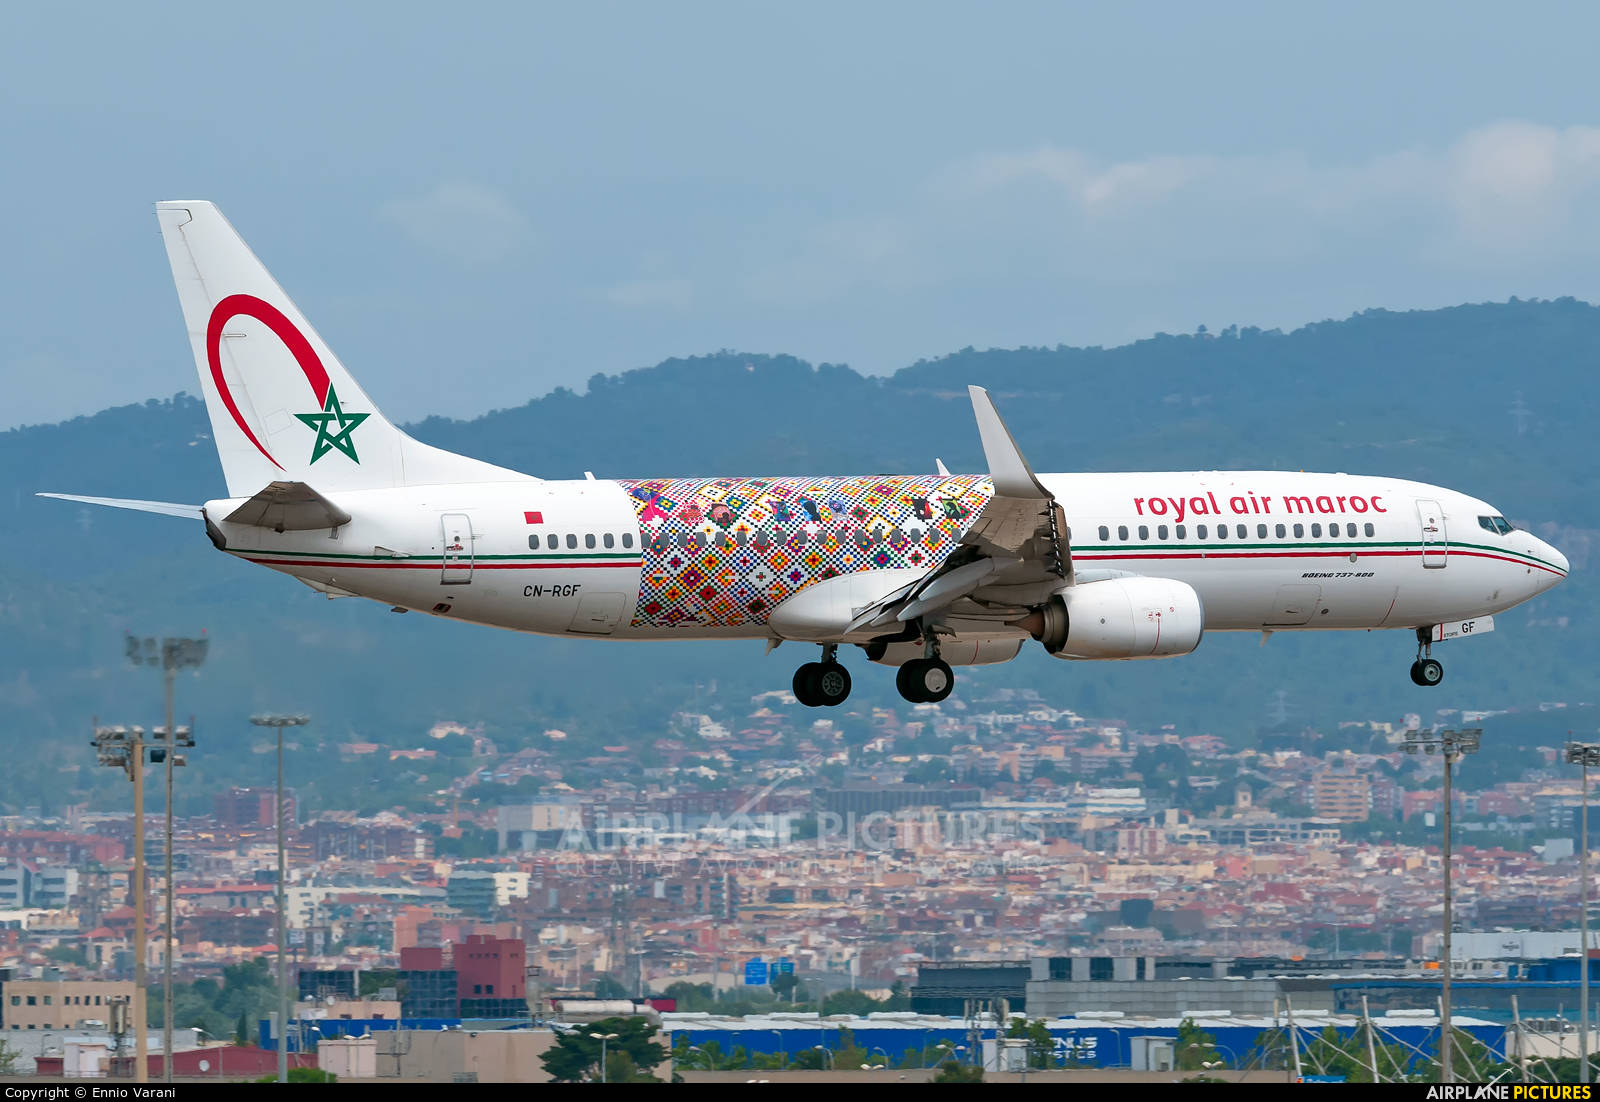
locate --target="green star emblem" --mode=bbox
[294,384,370,465]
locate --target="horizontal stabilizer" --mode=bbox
[224,480,352,532]
[37,492,202,518]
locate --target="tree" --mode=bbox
[932,1060,984,1083]
[254,1067,336,1083]
[540,1016,666,1082]
[1005,1017,1056,1068]
[1277,1024,1416,1083]
[1175,1017,1219,1071]
[0,1039,20,1076]
[234,1008,251,1046]
[821,989,880,1016]
[593,974,629,999]
[833,1027,868,1070]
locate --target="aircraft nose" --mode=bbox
[1536,538,1569,586]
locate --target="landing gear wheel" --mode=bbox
[813,662,851,707]
[793,662,824,707]
[896,661,927,703]
[898,657,954,704]
[1410,658,1444,687]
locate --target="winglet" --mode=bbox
[968,386,1050,499]
[935,458,950,477]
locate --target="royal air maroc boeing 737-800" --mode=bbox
[41,202,1570,706]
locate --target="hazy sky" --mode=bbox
[5,2,1600,429]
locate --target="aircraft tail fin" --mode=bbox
[155,201,534,497]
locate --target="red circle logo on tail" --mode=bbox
[205,294,333,471]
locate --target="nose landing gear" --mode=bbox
[793,643,852,707]
[1410,626,1443,686]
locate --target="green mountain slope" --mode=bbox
[1,300,1593,813]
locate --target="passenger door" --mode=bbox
[1416,498,1448,569]
[440,513,474,584]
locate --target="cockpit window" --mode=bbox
[1478,515,1514,536]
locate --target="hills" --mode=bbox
[1,298,1595,814]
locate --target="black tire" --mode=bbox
[814,662,852,706]
[920,658,955,703]
[896,659,928,703]
[1417,658,1444,687]
[1409,661,1426,686]
[793,662,823,707]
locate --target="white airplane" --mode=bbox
[42,202,1570,707]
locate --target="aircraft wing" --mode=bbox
[847,386,1070,632]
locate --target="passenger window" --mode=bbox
[1138,525,1149,541]
[547,534,558,550]
[1364,522,1375,537]
[1196,524,1207,539]
[676,533,689,548]
[1236,524,1247,539]
[1346,523,1357,538]
[1175,524,1186,539]
[567,534,578,550]
[1256,524,1267,539]
[717,533,733,549]
[753,530,770,549]
[1118,525,1129,541]
[527,536,539,550]
[1275,524,1286,538]
[1157,525,1168,540]
[1098,525,1110,541]
[1216,525,1228,541]
[1293,524,1304,538]
[603,533,615,548]
[585,533,596,549]
[908,528,923,543]
[622,532,634,549]
[1311,523,1322,538]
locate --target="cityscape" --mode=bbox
[3,663,1598,1080]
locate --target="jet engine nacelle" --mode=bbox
[1019,576,1204,660]
[863,638,1024,667]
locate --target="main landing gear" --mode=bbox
[1410,626,1444,687]
[793,644,852,708]
[896,636,954,705]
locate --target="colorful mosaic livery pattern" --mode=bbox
[617,475,994,629]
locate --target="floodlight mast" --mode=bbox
[127,635,207,1084]
[1566,740,1600,1084]
[91,721,147,1082]
[1403,727,1481,1084]
[251,714,310,1085]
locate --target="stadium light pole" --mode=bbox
[1404,726,1481,1084]
[1567,740,1600,1084]
[129,635,207,1084]
[251,713,309,1085]
[91,722,149,1083]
